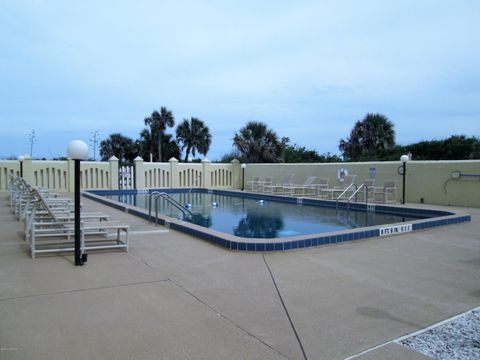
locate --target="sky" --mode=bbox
[1,0,479,161]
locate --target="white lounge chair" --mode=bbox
[264,174,295,194]
[315,178,330,198]
[373,180,397,204]
[24,187,129,258]
[246,176,261,191]
[283,176,317,196]
[246,177,273,192]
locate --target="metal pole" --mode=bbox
[402,162,406,205]
[241,167,245,191]
[20,161,23,177]
[74,159,83,266]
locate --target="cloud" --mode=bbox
[0,0,479,160]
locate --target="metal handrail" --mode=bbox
[335,183,357,210]
[348,184,371,205]
[148,191,193,224]
[347,184,374,210]
[347,184,362,210]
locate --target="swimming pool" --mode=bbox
[85,188,471,252]
[103,191,426,238]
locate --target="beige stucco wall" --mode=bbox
[406,160,480,207]
[3,158,478,207]
[243,160,480,208]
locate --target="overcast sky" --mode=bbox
[1,0,479,160]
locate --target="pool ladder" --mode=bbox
[148,191,193,224]
[335,184,373,211]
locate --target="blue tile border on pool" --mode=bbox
[85,188,471,252]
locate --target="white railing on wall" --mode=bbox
[0,157,119,193]
[142,161,171,188]
[177,163,203,187]
[208,163,233,188]
[0,161,20,191]
[133,157,239,189]
[82,161,111,190]
[0,157,240,192]
[0,157,239,193]
[31,160,69,192]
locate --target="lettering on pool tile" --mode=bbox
[379,223,413,236]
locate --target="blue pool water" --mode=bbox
[105,191,426,239]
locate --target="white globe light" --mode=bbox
[241,163,247,169]
[400,154,409,163]
[18,155,25,161]
[67,140,89,160]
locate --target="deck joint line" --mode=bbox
[0,279,168,303]
[263,254,308,360]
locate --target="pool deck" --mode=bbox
[1,192,479,360]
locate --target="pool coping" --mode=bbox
[84,188,471,252]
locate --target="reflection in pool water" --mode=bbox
[233,208,284,238]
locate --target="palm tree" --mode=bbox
[362,113,395,158]
[339,120,363,161]
[138,129,180,161]
[175,117,212,162]
[339,113,395,161]
[143,106,175,162]
[162,133,182,161]
[99,133,137,165]
[233,121,282,163]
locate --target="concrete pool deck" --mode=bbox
[0,192,479,359]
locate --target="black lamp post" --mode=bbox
[400,154,409,205]
[241,163,246,191]
[18,155,25,177]
[67,140,89,266]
